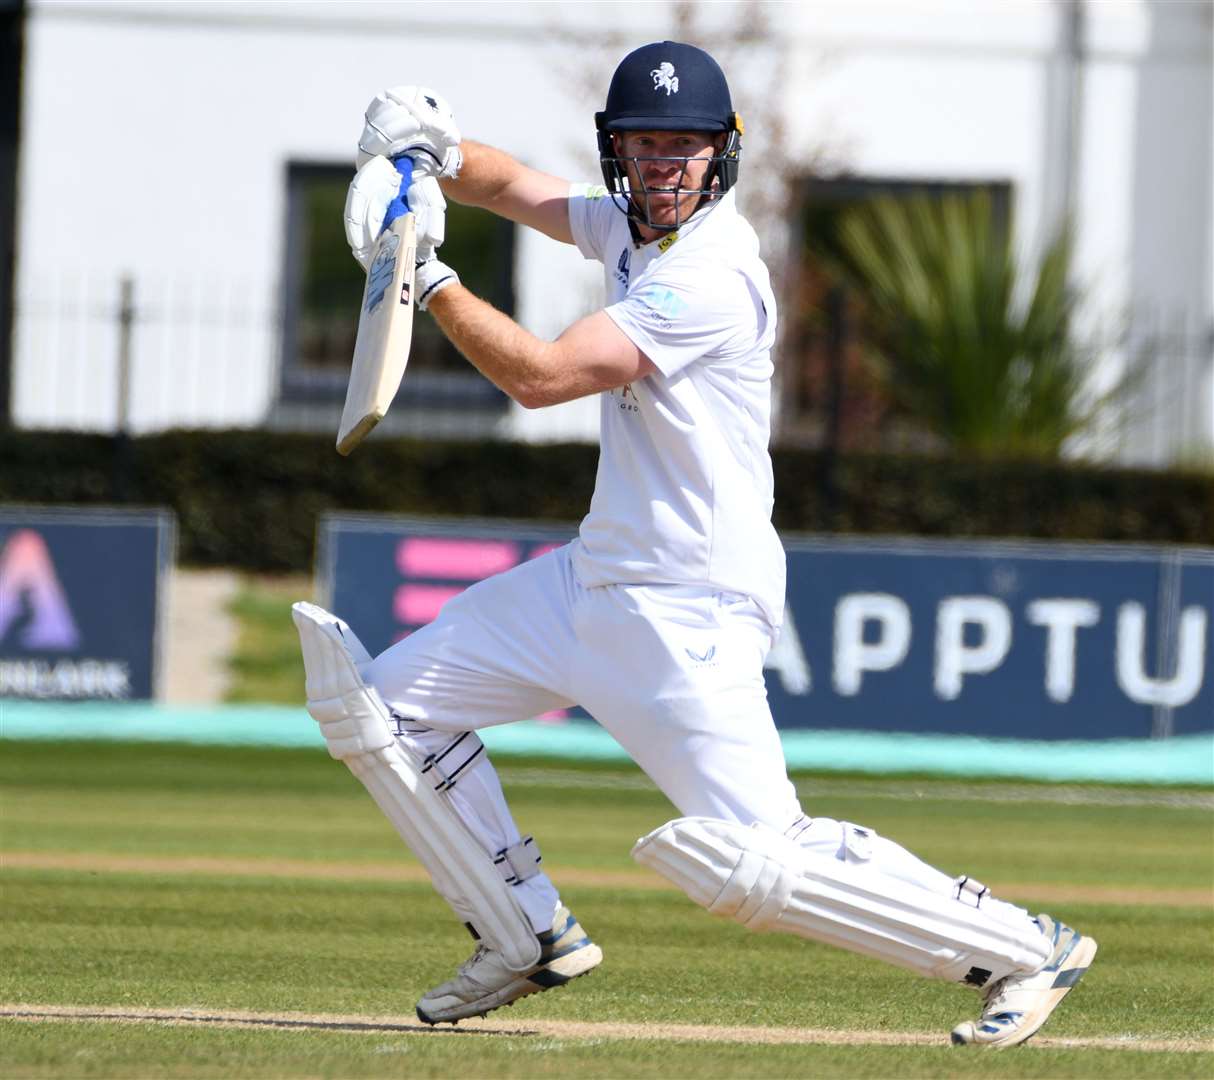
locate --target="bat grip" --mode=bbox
[382,155,414,230]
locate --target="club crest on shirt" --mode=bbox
[651,62,679,95]
[614,249,630,286]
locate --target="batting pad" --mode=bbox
[632,816,1051,986]
[291,602,541,971]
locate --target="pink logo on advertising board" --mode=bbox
[392,535,570,722]
[0,530,81,650]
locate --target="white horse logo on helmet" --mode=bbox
[651,62,679,95]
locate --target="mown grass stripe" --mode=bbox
[3,851,1210,908]
[496,768,1214,810]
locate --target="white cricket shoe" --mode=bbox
[951,914,1097,1048]
[416,906,602,1025]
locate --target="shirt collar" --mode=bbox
[632,189,736,253]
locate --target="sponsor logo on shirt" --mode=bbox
[634,285,688,328]
[657,231,680,253]
[610,382,640,414]
[585,185,610,200]
[685,644,719,668]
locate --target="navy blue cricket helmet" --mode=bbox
[595,41,744,230]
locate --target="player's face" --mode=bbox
[615,131,720,230]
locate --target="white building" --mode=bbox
[10,0,1213,465]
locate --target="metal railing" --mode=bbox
[11,270,1213,465]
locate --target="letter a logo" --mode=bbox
[0,529,81,649]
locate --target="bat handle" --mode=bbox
[382,155,414,230]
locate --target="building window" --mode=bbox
[781,177,1011,452]
[278,162,512,411]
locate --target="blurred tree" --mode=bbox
[837,192,1124,460]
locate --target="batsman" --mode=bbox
[293,41,1096,1045]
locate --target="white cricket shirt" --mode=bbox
[566,184,786,628]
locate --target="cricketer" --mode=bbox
[293,41,1095,1046]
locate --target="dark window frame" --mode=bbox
[277,160,512,410]
[780,174,1014,451]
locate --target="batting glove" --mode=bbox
[414,247,459,311]
[344,155,447,271]
[357,85,462,178]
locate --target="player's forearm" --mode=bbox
[440,141,525,210]
[427,284,559,409]
[441,142,572,243]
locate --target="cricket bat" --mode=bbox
[336,156,417,455]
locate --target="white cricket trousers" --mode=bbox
[365,541,804,930]
[363,542,1035,951]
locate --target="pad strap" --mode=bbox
[953,875,991,908]
[420,731,485,792]
[494,836,542,885]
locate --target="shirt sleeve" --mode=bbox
[604,264,758,377]
[567,182,618,264]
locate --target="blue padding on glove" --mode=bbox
[383,155,414,229]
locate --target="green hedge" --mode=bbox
[2,430,1210,571]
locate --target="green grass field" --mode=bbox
[223,574,309,705]
[2,739,1211,1078]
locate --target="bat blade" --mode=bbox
[337,211,417,455]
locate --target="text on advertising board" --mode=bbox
[320,516,1212,740]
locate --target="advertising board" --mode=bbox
[319,514,1212,740]
[0,507,175,701]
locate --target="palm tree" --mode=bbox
[837,192,1119,459]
